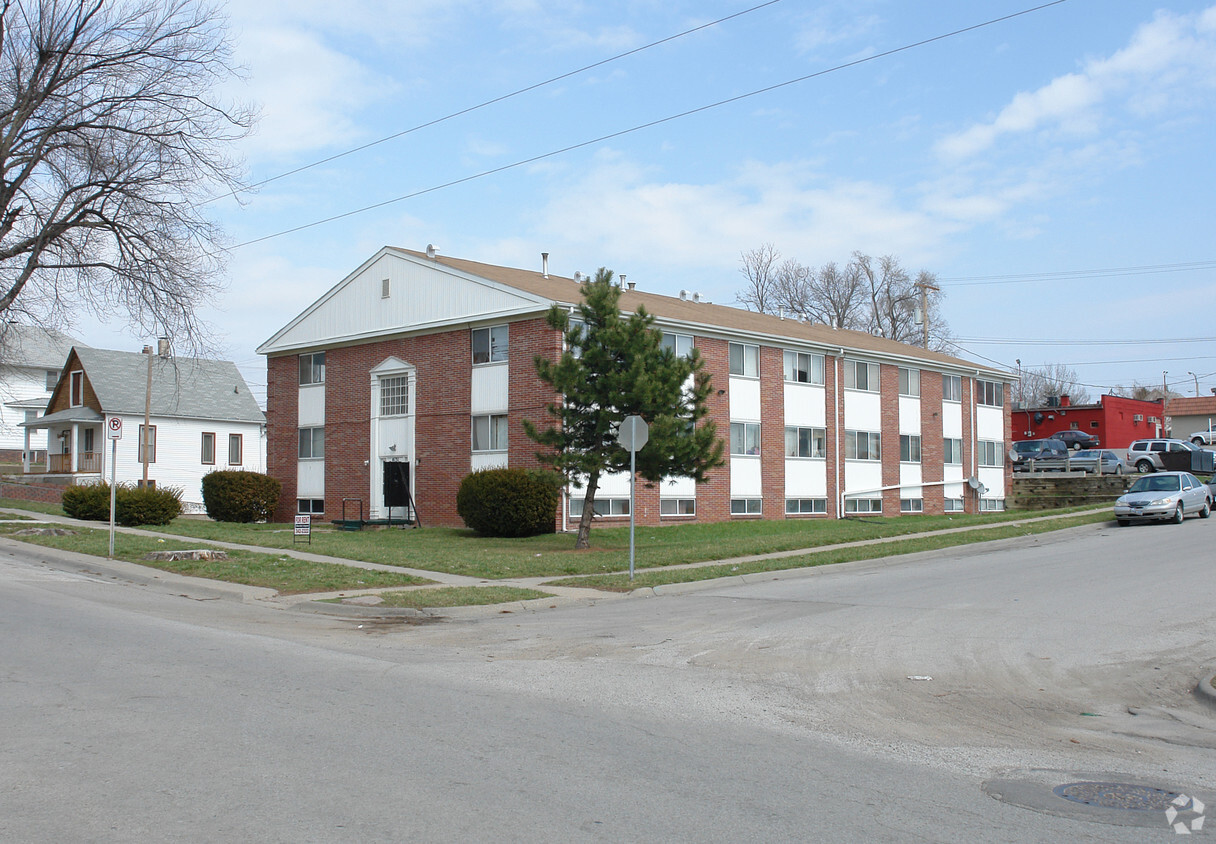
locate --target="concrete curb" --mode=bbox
[1195,672,1216,711]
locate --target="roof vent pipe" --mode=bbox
[541,252,549,278]
[619,274,626,288]
[157,337,170,358]
[627,281,636,290]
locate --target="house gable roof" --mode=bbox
[52,347,264,423]
[261,246,1008,377]
[0,324,83,369]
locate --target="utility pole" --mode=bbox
[142,344,152,487]
[915,278,939,348]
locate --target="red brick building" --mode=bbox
[1011,394,1166,449]
[259,248,1013,528]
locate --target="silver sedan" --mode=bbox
[1114,471,1213,525]
[1070,449,1127,474]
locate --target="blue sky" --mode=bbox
[71,0,1216,407]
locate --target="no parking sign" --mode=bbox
[107,416,123,439]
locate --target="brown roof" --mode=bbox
[1166,396,1216,416]
[390,248,1006,377]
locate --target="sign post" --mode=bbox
[106,416,123,557]
[294,514,312,545]
[616,415,649,580]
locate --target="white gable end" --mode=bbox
[258,250,549,354]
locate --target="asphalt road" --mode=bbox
[2,518,1214,842]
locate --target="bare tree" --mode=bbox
[735,243,781,314]
[0,0,255,353]
[1017,363,1091,407]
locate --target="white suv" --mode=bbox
[1126,438,1202,473]
[1189,428,1216,445]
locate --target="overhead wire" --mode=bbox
[228,0,1072,251]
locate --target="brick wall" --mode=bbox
[0,481,65,504]
[880,364,901,513]
[267,355,298,523]
[695,337,731,523]
[760,346,785,519]
[920,372,945,514]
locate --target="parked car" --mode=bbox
[1126,438,1203,473]
[1051,430,1101,450]
[1069,449,1127,474]
[1114,471,1212,525]
[1189,428,1216,446]
[1010,438,1071,472]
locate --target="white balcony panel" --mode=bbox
[783,384,825,427]
[844,390,881,430]
[729,376,761,421]
[298,384,325,427]
[784,459,826,498]
[471,364,509,414]
[899,395,921,433]
[297,460,324,497]
[730,456,762,497]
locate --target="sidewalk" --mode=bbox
[0,505,1112,617]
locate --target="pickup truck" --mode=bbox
[1189,428,1216,445]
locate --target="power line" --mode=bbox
[939,259,1216,286]
[954,336,1216,346]
[229,0,1071,251]
[213,0,787,204]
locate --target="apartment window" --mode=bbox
[45,370,59,391]
[570,497,630,517]
[845,498,882,514]
[944,498,965,513]
[943,374,962,402]
[228,434,243,466]
[70,370,84,406]
[299,352,325,386]
[899,368,920,397]
[661,332,693,358]
[201,432,215,465]
[472,325,508,364]
[944,438,963,465]
[730,422,761,455]
[567,318,587,358]
[977,379,1004,407]
[380,375,409,417]
[978,440,1002,467]
[980,498,1006,512]
[900,498,924,513]
[845,430,881,461]
[660,499,696,516]
[785,426,826,458]
[786,498,827,515]
[844,360,879,391]
[729,342,759,377]
[137,425,156,463]
[783,350,825,385]
[298,499,325,515]
[472,414,508,452]
[900,434,922,463]
[730,498,762,515]
[298,427,324,460]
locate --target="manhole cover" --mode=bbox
[1053,782,1180,812]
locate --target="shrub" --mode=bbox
[62,482,112,521]
[202,470,281,523]
[456,467,560,537]
[61,482,183,526]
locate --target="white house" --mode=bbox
[0,324,81,462]
[20,345,266,512]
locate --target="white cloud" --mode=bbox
[937,5,1216,160]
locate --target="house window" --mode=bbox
[730,498,762,515]
[730,422,761,455]
[944,498,965,512]
[900,498,923,513]
[299,352,325,386]
[978,440,1002,467]
[844,360,879,391]
[228,434,243,466]
[45,370,59,391]
[786,498,827,515]
[472,325,508,364]
[661,332,693,358]
[977,379,1003,407]
[1090,421,1099,429]
[472,414,508,451]
[980,498,1005,512]
[785,426,826,458]
[944,438,963,465]
[380,375,409,417]
[83,428,94,454]
[381,278,390,299]
[660,498,696,516]
[783,350,825,385]
[728,342,759,377]
[298,427,324,460]
[298,499,325,515]
[900,434,922,463]
[137,425,156,463]
[943,374,962,402]
[844,498,882,514]
[201,432,215,465]
[845,430,881,461]
[899,368,920,397]
[570,497,630,517]
[69,371,84,406]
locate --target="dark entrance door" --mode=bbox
[383,460,411,513]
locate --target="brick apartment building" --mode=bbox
[258,247,1013,528]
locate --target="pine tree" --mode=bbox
[524,268,724,549]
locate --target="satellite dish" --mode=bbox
[967,476,981,490]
